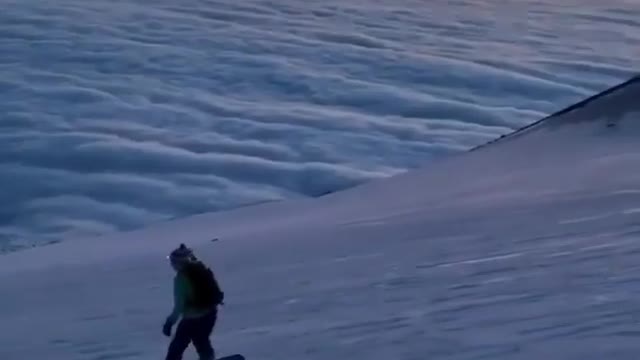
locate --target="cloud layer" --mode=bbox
[1,0,638,251]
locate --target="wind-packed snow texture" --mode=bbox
[1,0,639,250]
[1,76,639,360]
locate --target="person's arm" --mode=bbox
[167,274,186,324]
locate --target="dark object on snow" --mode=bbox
[217,355,246,360]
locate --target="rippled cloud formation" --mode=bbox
[1,0,638,250]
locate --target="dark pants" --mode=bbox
[166,310,217,360]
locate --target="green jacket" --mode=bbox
[166,271,213,324]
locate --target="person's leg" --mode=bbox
[191,310,218,360]
[165,320,193,360]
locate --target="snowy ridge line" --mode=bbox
[469,73,640,152]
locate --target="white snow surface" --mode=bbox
[1,76,640,360]
[2,0,639,250]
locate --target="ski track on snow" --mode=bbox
[1,0,639,250]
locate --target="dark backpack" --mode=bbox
[183,261,224,309]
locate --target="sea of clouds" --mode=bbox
[1,0,638,251]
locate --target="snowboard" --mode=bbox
[218,354,245,360]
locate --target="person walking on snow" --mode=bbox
[163,244,225,360]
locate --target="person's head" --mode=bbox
[168,243,196,272]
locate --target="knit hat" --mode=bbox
[168,243,196,264]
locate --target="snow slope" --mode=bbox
[3,0,639,250]
[1,75,640,359]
